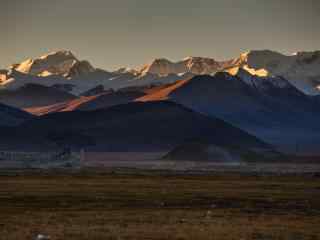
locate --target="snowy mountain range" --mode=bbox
[1,49,320,97]
[0,49,320,156]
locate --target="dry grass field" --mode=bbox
[0,170,320,240]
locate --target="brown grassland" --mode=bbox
[0,169,319,240]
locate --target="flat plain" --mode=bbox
[0,169,320,240]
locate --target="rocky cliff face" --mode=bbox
[64,60,95,78]
[0,70,8,83]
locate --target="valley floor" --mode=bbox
[0,170,320,240]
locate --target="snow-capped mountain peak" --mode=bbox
[12,50,95,78]
[234,66,291,90]
[137,56,229,76]
[234,50,320,95]
[1,49,320,97]
[138,58,175,76]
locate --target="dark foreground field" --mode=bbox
[0,170,320,240]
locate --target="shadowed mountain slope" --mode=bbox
[25,89,145,115]
[25,82,181,116]
[0,83,77,108]
[0,103,33,126]
[0,101,271,152]
[137,72,320,154]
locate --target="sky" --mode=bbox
[2,0,320,70]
